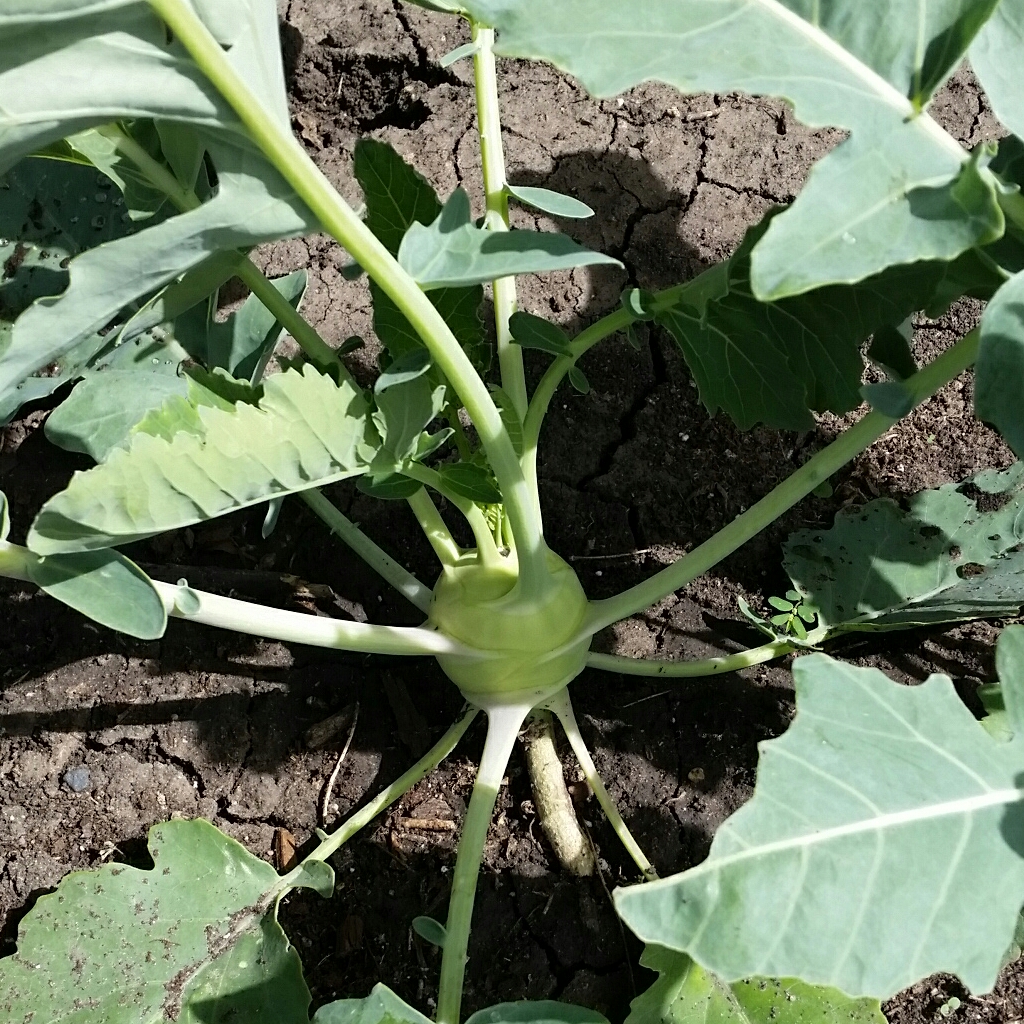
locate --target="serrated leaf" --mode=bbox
[461,0,1004,299]
[313,984,434,1024]
[656,213,1004,431]
[784,463,1024,630]
[614,644,1024,999]
[509,311,572,356]
[438,462,502,504]
[466,1003,609,1024]
[28,365,374,554]
[0,818,330,1023]
[398,188,620,290]
[506,184,594,219]
[976,269,1024,457]
[970,0,1024,139]
[626,945,885,1024]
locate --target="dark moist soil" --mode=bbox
[1,3,1022,1021]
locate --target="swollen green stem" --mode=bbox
[300,489,433,613]
[437,703,528,1024]
[99,123,347,379]
[148,0,550,598]
[472,24,528,423]
[298,708,479,867]
[585,328,981,633]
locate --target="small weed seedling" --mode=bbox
[3,1,1024,1023]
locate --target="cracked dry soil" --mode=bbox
[2,3,1024,1021]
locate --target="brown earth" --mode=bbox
[1,2,1022,1021]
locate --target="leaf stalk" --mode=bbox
[471,23,528,423]
[585,328,981,633]
[437,703,528,1024]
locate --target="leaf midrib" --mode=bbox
[630,784,1024,890]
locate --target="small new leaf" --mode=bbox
[509,312,572,356]
[506,184,594,219]
[398,188,620,290]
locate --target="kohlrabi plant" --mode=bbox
[2,0,1024,1022]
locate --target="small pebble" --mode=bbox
[63,766,91,793]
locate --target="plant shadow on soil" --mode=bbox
[2,4,1024,1021]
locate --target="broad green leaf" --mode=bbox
[314,984,433,1024]
[398,188,620,290]
[466,1003,609,1024]
[0,489,9,541]
[438,462,502,504]
[0,157,146,358]
[44,370,189,462]
[784,463,1024,629]
[614,640,1024,999]
[0,4,230,171]
[0,2,316,407]
[357,473,422,500]
[867,319,917,381]
[657,216,1004,430]
[65,123,176,221]
[461,0,1004,299]
[626,945,885,1024]
[506,184,594,219]
[0,817,330,1023]
[28,364,375,554]
[970,0,1024,139]
[354,139,489,375]
[2,134,316,411]
[176,268,308,384]
[977,270,1024,457]
[356,139,444,256]
[27,548,167,638]
[375,349,433,393]
[860,380,915,417]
